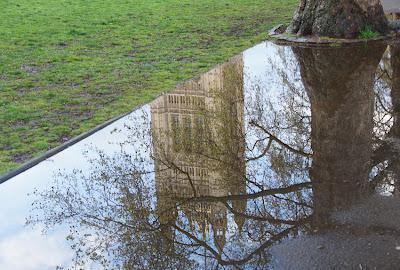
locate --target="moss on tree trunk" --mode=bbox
[288,0,389,38]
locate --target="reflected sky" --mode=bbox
[1,40,400,269]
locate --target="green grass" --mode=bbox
[359,26,380,39]
[0,0,297,175]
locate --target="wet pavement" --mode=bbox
[1,40,400,269]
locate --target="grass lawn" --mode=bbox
[0,0,297,175]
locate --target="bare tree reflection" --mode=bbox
[371,43,400,195]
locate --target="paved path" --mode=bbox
[382,0,400,13]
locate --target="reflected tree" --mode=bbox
[293,43,386,227]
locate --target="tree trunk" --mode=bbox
[292,43,386,227]
[288,0,389,38]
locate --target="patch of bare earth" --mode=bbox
[20,63,53,75]
[10,152,34,164]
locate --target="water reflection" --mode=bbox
[26,41,400,269]
[294,44,385,228]
[152,55,246,255]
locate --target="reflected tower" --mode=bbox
[151,55,246,250]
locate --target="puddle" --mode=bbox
[383,0,400,13]
[1,40,400,269]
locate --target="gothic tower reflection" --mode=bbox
[151,55,246,251]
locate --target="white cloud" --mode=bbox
[0,227,73,270]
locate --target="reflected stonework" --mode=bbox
[151,55,246,252]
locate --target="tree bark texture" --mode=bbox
[288,0,389,38]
